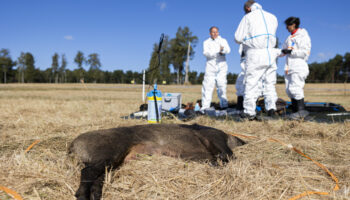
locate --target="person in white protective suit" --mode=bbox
[234,45,246,113]
[201,26,231,111]
[234,0,281,119]
[281,17,311,119]
[235,44,266,114]
[234,44,267,114]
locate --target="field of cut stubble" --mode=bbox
[0,83,349,200]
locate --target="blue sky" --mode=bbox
[1,0,350,75]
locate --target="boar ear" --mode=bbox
[227,135,246,150]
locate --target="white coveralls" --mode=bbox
[283,28,311,100]
[235,45,247,97]
[236,45,264,98]
[202,36,231,109]
[234,3,281,116]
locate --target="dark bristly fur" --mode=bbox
[69,124,246,200]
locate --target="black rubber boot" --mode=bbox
[297,98,306,111]
[239,113,257,121]
[267,109,275,117]
[291,98,298,113]
[289,98,309,120]
[261,109,278,121]
[236,96,244,111]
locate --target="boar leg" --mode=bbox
[75,162,106,200]
[206,139,235,164]
[90,173,106,200]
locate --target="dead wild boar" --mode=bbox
[69,123,246,200]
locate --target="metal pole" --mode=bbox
[184,41,191,84]
[142,70,146,103]
[153,88,159,123]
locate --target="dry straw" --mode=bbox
[228,132,340,199]
[0,84,349,199]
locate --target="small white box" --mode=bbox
[162,93,182,112]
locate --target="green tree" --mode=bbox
[43,67,53,83]
[308,62,318,82]
[343,53,350,83]
[87,53,101,71]
[169,26,198,84]
[147,43,160,84]
[147,35,171,83]
[0,49,16,83]
[112,70,124,83]
[326,55,343,83]
[33,68,45,83]
[197,72,205,84]
[147,35,172,84]
[66,69,82,83]
[60,54,67,83]
[277,74,285,84]
[87,53,101,82]
[24,53,36,83]
[124,70,134,83]
[133,71,142,84]
[308,62,327,83]
[227,73,238,84]
[51,53,59,83]
[188,71,198,84]
[74,51,85,82]
[103,71,112,83]
[159,36,172,84]
[17,52,26,83]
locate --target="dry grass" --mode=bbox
[0,83,349,200]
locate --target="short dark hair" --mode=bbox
[244,0,255,12]
[285,17,300,28]
[209,26,219,32]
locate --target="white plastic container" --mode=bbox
[162,93,182,112]
[147,85,162,123]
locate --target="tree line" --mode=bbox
[0,47,240,85]
[0,26,349,84]
[307,53,350,83]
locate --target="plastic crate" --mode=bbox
[162,93,182,112]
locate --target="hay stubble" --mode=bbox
[0,84,349,199]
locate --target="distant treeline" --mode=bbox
[0,48,240,84]
[307,53,350,83]
[0,47,349,84]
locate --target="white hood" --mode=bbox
[250,3,262,12]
